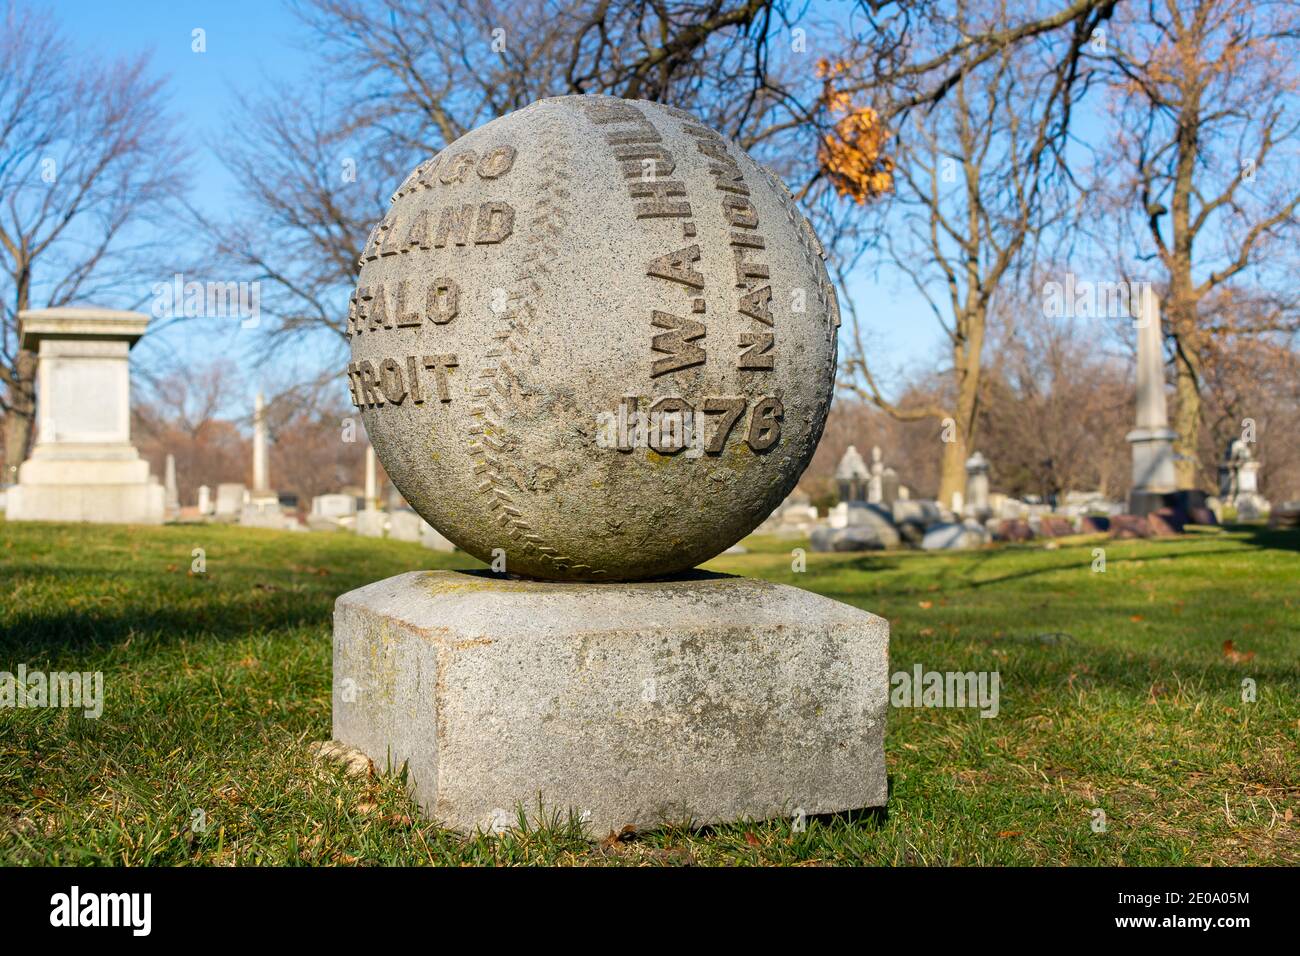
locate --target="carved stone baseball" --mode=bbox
[347,95,839,581]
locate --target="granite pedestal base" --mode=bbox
[331,570,889,835]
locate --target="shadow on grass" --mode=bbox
[824,541,1269,599]
[684,802,889,841]
[1230,524,1300,552]
[0,561,370,657]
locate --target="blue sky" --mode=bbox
[44,0,960,403]
[47,0,305,215]
[45,0,320,399]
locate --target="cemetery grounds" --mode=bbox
[0,519,1296,866]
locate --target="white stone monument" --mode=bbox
[363,444,378,510]
[964,451,991,521]
[354,445,386,537]
[1127,287,1178,513]
[834,445,870,504]
[867,446,884,504]
[214,482,247,518]
[881,466,899,508]
[5,307,164,524]
[163,453,180,518]
[311,493,356,520]
[240,391,285,528]
[1220,439,1269,519]
[196,484,213,516]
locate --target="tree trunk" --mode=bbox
[3,348,37,481]
[938,310,985,508]
[938,427,968,508]
[1172,345,1201,489]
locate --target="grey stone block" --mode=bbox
[921,521,991,551]
[842,503,901,547]
[810,524,887,552]
[333,570,889,836]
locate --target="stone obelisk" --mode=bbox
[241,391,282,527]
[163,453,180,518]
[252,392,269,493]
[364,445,378,510]
[1126,286,1178,515]
[355,444,385,537]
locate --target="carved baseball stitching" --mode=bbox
[466,112,605,578]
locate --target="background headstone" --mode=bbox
[4,307,164,524]
[1126,288,1179,513]
[215,482,247,518]
[963,451,991,521]
[163,453,179,517]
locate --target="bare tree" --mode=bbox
[1196,286,1300,502]
[0,3,188,478]
[212,0,1118,376]
[977,303,1134,500]
[133,360,250,507]
[834,0,1105,504]
[201,0,810,360]
[1101,0,1300,489]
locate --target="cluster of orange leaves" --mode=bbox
[816,58,894,203]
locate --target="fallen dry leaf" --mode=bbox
[309,740,375,779]
[1222,640,1256,664]
[599,824,637,850]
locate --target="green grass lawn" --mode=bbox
[1,518,1297,865]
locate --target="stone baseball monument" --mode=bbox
[333,95,889,834]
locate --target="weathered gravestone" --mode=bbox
[308,492,356,531]
[163,453,180,518]
[312,492,357,520]
[963,451,991,522]
[814,502,900,551]
[834,445,870,505]
[240,392,287,529]
[214,482,246,518]
[5,307,164,524]
[387,508,423,542]
[331,95,889,835]
[419,518,456,551]
[922,521,990,551]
